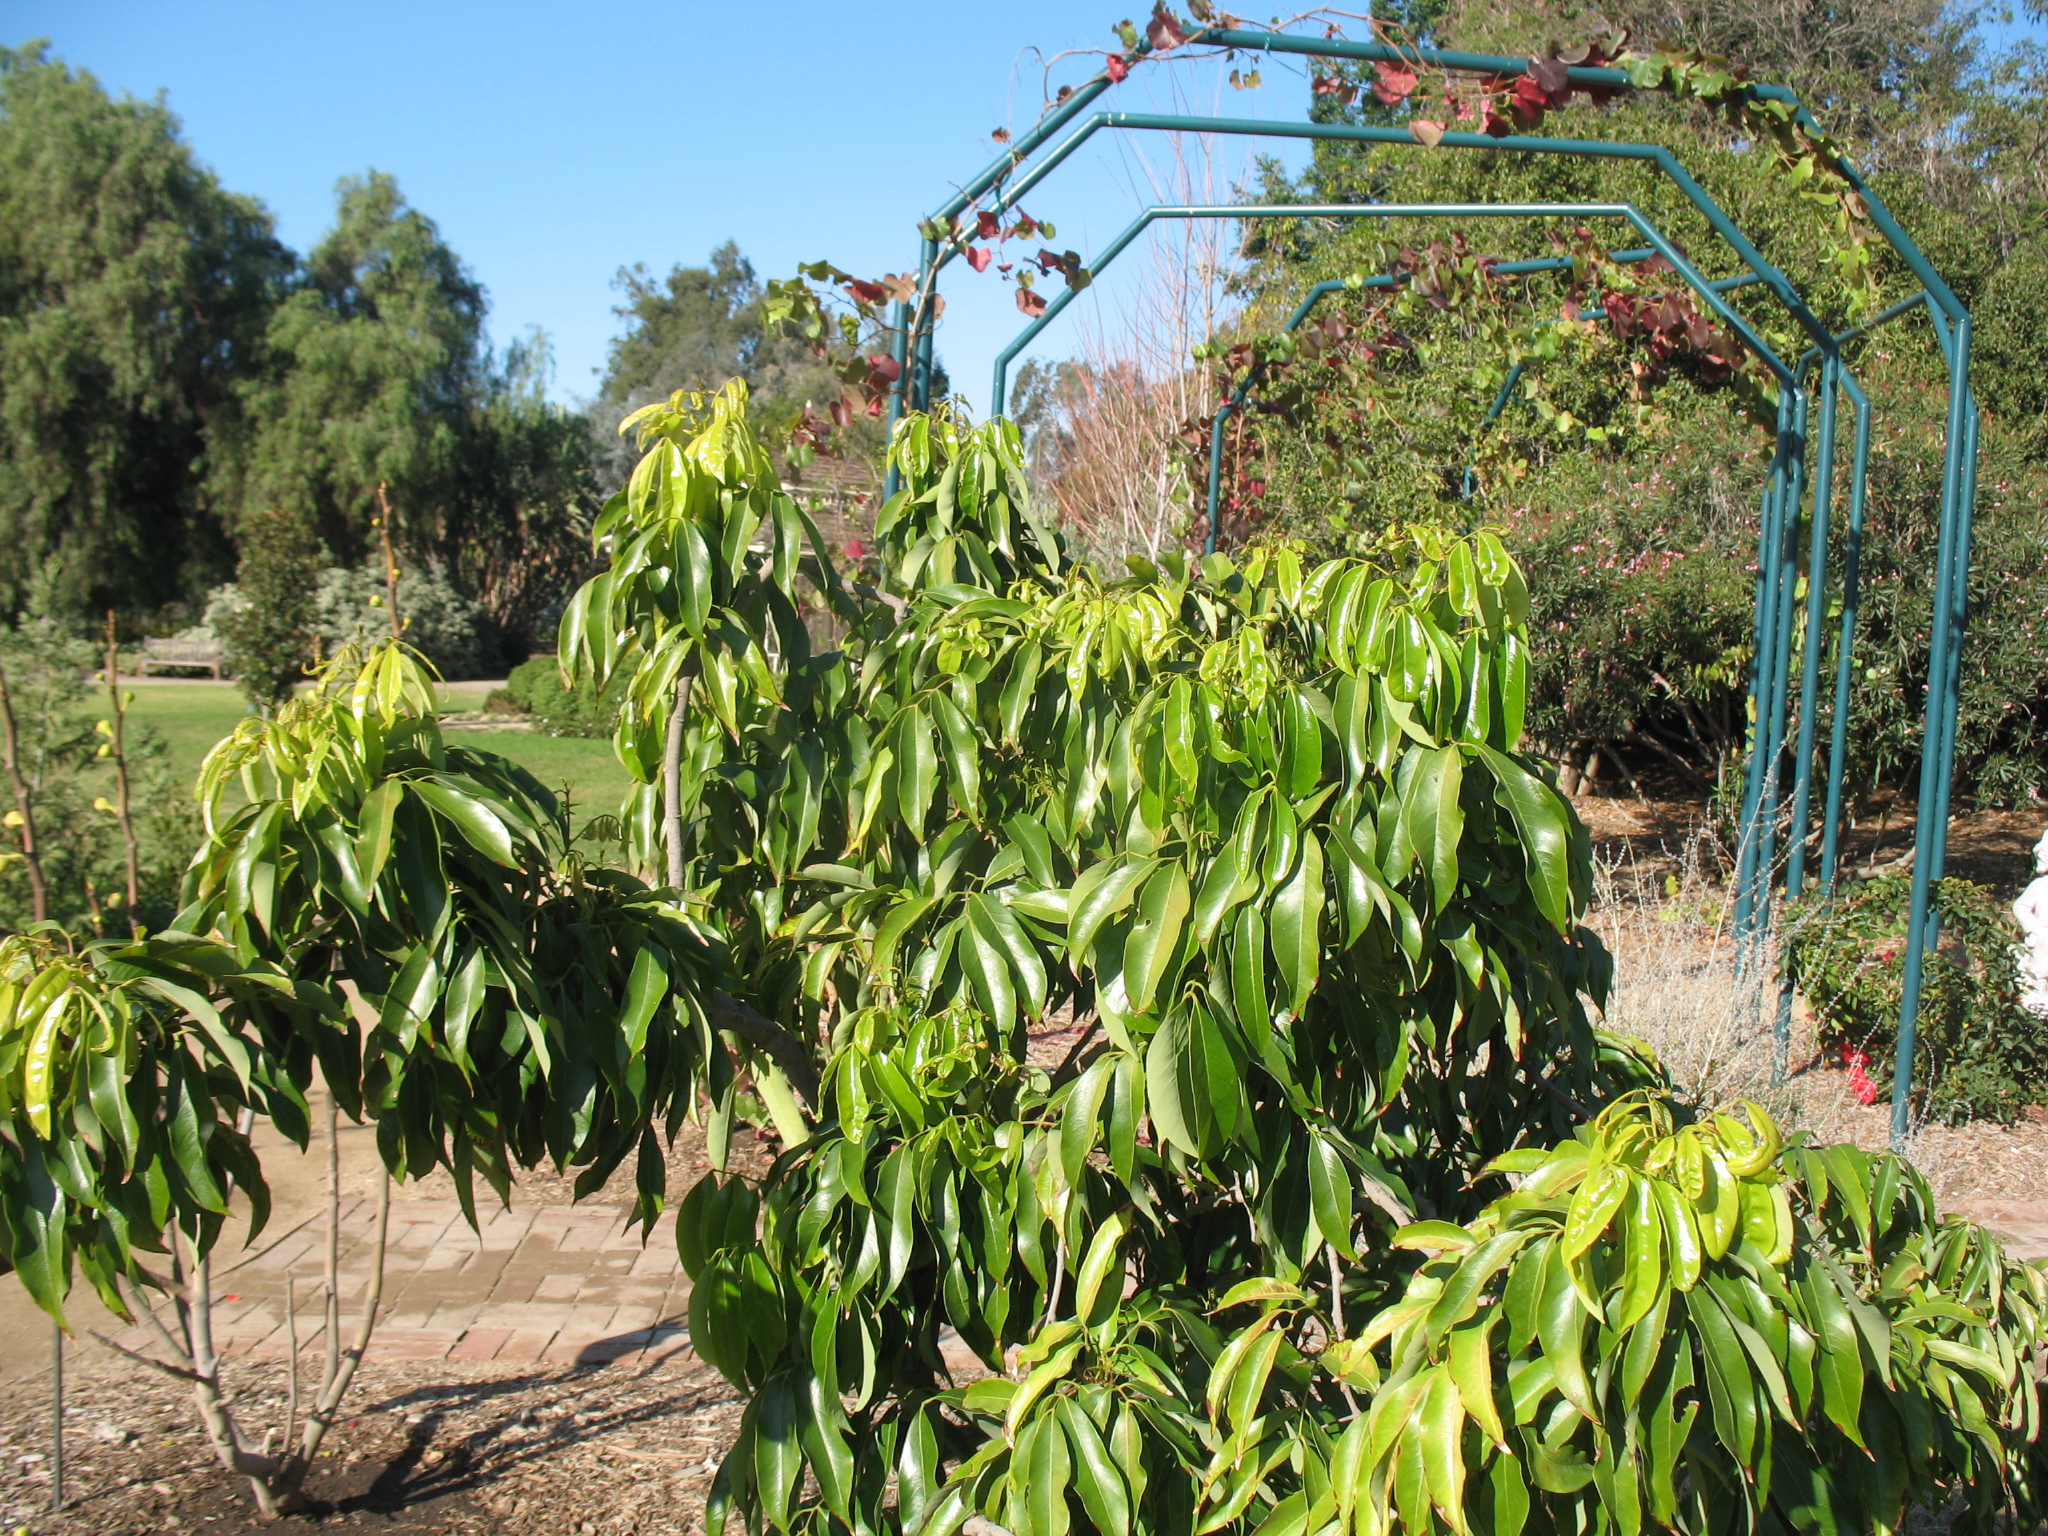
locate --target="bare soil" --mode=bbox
[1569,787,2046,898]
[2,1348,744,1534]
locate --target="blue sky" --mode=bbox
[5,2,1319,411]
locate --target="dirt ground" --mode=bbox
[2,1348,744,1534]
[0,1113,775,1535]
[1569,786,2047,897]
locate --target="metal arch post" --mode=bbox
[1820,373,1873,888]
[1733,390,1797,952]
[1758,386,1812,908]
[1785,351,1844,905]
[946,113,1832,352]
[1892,313,1974,1146]
[1929,398,1981,876]
[987,201,1798,398]
[989,234,1662,419]
[1457,268,1765,502]
[982,201,1813,872]
[978,201,1798,561]
[1182,28,1972,329]
[1771,351,1843,1082]
[885,32,1974,1131]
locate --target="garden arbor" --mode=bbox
[885,29,1980,1142]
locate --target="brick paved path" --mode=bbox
[1951,1199,2048,1263]
[90,1190,2048,1379]
[105,1197,692,1369]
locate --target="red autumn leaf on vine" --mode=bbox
[976,211,1001,240]
[1510,76,1551,125]
[846,278,887,305]
[1528,55,1572,96]
[1147,5,1188,49]
[1035,247,1066,272]
[865,353,902,384]
[966,245,992,273]
[1372,62,1417,103]
[1484,108,1517,137]
[1107,54,1129,82]
[1016,287,1048,317]
[1010,214,1038,238]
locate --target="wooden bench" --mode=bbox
[139,637,225,678]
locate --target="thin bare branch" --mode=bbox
[85,1330,203,1383]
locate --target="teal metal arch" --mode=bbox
[983,198,1822,1091]
[880,31,1975,1147]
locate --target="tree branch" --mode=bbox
[849,581,908,620]
[711,991,821,1107]
[86,1330,203,1383]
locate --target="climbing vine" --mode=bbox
[753,10,1875,473]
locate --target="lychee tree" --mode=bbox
[0,643,724,1514]
[560,383,2045,1536]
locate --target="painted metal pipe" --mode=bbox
[1753,388,1812,961]
[1733,390,1798,951]
[1785,353,1843,903]
[1772,355,1842,1081]
[1893,314,1974,1146]
[1819,376,1873,888]
[1928,396,1980,881]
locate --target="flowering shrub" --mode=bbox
[1787,874,2048,1123]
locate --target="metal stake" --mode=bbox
[51,1319,64,1511]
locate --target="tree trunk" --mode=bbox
[0,664,48,921]
[663,670,689,890]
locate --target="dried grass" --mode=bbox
[1583,826,2048,1209]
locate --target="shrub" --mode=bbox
[1787,873,2048,1123]
[505,654,621,737]
[195,560,506,681]
[218,509,323,710]
[314,560,501,679]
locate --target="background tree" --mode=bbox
[224,171,484,561]
[0,43,287,625]
[598,243,772,416]
[593,242,906,485]
[223,172,599,663]
[216,508,323,712]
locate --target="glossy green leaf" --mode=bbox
[1270,830,1324,1015]
[1473,743,1572,931]
[1123,862,1191,1014]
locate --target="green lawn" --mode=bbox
[120,683,633,818]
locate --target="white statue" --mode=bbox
[2012,829,2048,1017]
